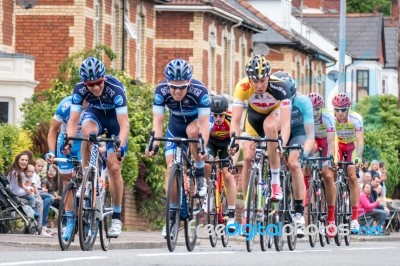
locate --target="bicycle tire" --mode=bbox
[99,186,112,251]
[343,186,351,246]
[273,200,284,251]
[260,199,272,251]
[207,178,217,247]
[58,181,77,251]
[78,170,98,251]
[286,179,297,251]
[334,184,344,246]
[307,176,318,248]
[184,173,199,252]
[166,164,181,252]
[319,182,327,247]
[245,169,258,252]
[220,183,230,247]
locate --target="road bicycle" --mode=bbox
[334,152,354,247]
[229,132,282,252]
[55,156,82,251]
[305,152,334,248]
[204,156,236,248]
[63,133,118,251]
[147,131,205,252]
[272,144,304,252]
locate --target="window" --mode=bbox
[382,78,386,94]
[356,70,369,92]
[223,37,229,95]
[210,33,217,48]
[136,15,143,78]
[209,33,216,93]
[0,102,8,123]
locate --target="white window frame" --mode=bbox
[0,98,14,124]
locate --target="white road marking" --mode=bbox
[138,251,235,257]
[0,256,107,266]
[340,247,397,251]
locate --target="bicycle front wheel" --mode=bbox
[206,179,217,247]
[58,181,78,251]
[78,170,98,251]
[184,173,199,252]
[245,169,258,252]
[99,186,113,251]
[166,165,181,252]
[220,186,230,247]
[319,182,328,247]
[343,187,351,246]
[307,177,318,248]
[334,184,344,246]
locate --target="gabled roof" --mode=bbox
[158,0,267,31]
[238,0,335,62]
[301,13,384,60]
[384,26,398,69]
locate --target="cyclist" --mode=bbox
[65,57,129,237]
[45,95,84,240]
[332,93,363,232]
[307,92,336,237]
[145,59,210,237]
[230,55,292,224]
[275,71,314,237]
[204,95,237,228]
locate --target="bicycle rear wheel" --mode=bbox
[334,184,344,246]
[99,184,112,251]
[184,173,199,252]
[58,181,78,251]
[78,170,98,251]
[245,170,258,252]
[307,177,318,248]
[319,182,328,247]
[206,179,217,247]
[166,165,181,252]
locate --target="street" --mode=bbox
[0,239,398,266]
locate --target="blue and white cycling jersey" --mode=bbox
[152,79,210,123]
[71,75,128,116]
[290,94,314,139]
[53,96,83,174]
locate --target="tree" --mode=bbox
[355,95,400,197]
[347,0,392,15]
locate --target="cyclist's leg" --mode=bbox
[204,141,217,181]
[263,109,282,199]
[345,143,360,228]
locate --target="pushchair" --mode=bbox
[0,173,38,234]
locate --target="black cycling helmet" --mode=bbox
[245,55,271,80]
[272,71,297,100]
[210,95,229,113]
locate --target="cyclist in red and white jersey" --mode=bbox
[307,92,336,237]
[332,93,364,232]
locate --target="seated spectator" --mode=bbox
[359,171,372,190]
[6,151,43,234]
[41,164,61,209]
[359,183,388,234]
[32,159,54,236]
[369,160,380,179]
[379,161,387,198]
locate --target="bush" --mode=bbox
[0,124,33,173]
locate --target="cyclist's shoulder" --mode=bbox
[187,79,208,97]
[56,96,73,112]
[348,110,363,120]
[104,75,125,92]
[268,74,291,99]
[234,77,253,95]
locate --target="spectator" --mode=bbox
[41,164,61,209]
[379,161,387,198]
[359,171,372,190]
[6,151,43,234]
[358,158,369,181]
[359,183,387,233]
[369,160,380,179]
[33,158,54,235]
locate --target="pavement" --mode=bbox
[0,228,399,251]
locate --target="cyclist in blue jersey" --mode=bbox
[65,57,129,237]
[145,59,210,237]
[274,71,314,238]
[45,95,84,240]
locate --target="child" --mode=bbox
[41,164,61,209]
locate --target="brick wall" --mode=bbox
[122,186,151,231]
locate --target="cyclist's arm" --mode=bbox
[280,105,291,147]
[152,112,165,147]
[47,118,62,153]
[66,111,81,140]
[198,114,210,148]
[117,113,130,147]
[230,104,243,138]
[355,130,364,160]
[327,131,335,158]
[304,123,314,156]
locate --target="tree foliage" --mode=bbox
[355,95,400,197]
[347,0,392,16]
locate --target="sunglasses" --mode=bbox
[334,107,348,113]
[212,112,226,118]
[313,107,321,111]
[85,78,104,88]
[167,81,191,90]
